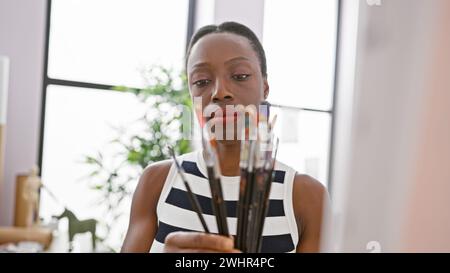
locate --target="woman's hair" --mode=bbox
[186,21,267,78]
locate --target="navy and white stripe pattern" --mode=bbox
[149,151,299,253]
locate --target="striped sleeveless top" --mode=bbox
[149,150,299,253]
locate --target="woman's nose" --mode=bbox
[212,79,234,104]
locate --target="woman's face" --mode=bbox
[186,33,269,137]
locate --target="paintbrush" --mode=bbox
[168,146,210,233]
[240,139,257,252]
[201,127,229,236]
[247,138,266,253]
[236,109,257,251]
[255,137,279,252]
[236,136,250,250]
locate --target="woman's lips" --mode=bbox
[208,111,238,123]
[202,105,260,126]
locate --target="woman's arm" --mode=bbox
[121,160,171,252]
[293,174,330,253]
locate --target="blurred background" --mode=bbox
[0,0,449,252]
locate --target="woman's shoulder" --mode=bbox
[141,159,172,184]
[292,173,329,246]
[133,159,173,208]
[293,174,327,199]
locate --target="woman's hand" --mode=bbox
[163,231,241,253]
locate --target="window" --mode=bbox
[263,0,339,186]
[39,0,193,251]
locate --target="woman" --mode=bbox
[121,21,329,253]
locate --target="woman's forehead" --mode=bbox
[187,32,259,70]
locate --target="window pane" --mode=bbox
[40,85,145,250]
[271,107,331,186]
[48,0,189,87]
[263,0,338,111]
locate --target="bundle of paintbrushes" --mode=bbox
[201,105,279,252]
[235,110,279,253]
[169,103,279,253]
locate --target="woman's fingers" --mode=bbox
[164,231,235,252]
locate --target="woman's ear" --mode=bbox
[263,78,269,100]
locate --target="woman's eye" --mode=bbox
[193,79,211,87]
[232,74,251,81]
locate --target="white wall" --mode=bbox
[0,0,47,225]
[400,0,450,252]
[324,0,450,252]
